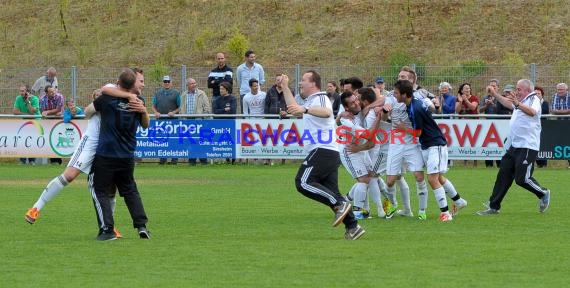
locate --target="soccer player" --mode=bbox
[25,87,138,238]
[357,87,394,218]
[393,79,467,221]
[280,70,365,240]
[337,90,382,219]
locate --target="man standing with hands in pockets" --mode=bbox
[280,71,364,240]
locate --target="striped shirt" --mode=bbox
[551,92,570,111]
[40,93,64,114]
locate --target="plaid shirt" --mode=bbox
[185,91,197,114]
[40,93,64,114]
[551,92,570,111]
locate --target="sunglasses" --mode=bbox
[163,80,171,83]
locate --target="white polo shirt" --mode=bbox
[302,92,338,153]
[510,92,541,151]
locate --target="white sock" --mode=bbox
[442,179,459,200]
[352,182,368,209]
[33,175,69,210]
[416,180,428,213]
[397,177,411,212]
[386,184,398,206]
[433,187,448,210]
[368,178,382,208]
[363,191,370,211]
[377,177,389,198]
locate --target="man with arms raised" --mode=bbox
[280,70,364,240]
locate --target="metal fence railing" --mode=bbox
[2,64,569,113]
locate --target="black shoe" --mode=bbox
[138,227,151,239]
[96,230,117,241]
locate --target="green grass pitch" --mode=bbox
[1,162,568,287]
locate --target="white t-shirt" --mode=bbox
[243,91,266,115]
[509,92,541,151]
[364,108,391,153]
[301,92,338,153]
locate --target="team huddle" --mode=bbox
[335,67,467,225]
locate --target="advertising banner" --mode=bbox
[0,119,86,157]
[439,119,510,160]
[538,119,570,160]
[236,119,306,159]
[135,119,235,159]
[2,118,569,160]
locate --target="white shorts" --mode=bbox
[67,135,98,174]
[368,145,388,176]
[386,143,424,175]
[340,147,372,179]
[422,145,448,175]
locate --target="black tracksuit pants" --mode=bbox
[89,155,148,231]
[489,147,548,210]
[295,148,357,229]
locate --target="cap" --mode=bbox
[503,84,514,93]
[163,75,171,82]
[375,77,385,84]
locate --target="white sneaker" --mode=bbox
[452,198,468,216]
[396,209,414,217]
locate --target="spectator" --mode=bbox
[242,78,266,116]
[63,99,84,123]
[32,67,58,98]
[264,75,288,165]
[325,80,341,117]
[207,52,233,108]
[455,82,479,167]
[535,86,549,116]
[213,81,236,164]
[40,85,64,165]
[152,75,181,165]
[181,77,211,165]
[479,79,500,115]
[480,79,502,168]
[236,50,265,113]
[214,82,237,116]
[13,85,40,165]
[534,86,549,168]
[342,77,364,93]
[374,76,389,96]
[550,82,570,168]
[551,83,570,115]
[434,81,456,114]
[264,75,288,118]
[496,85,515,115]
[455,82,479,115]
